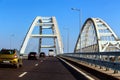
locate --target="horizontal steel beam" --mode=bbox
[40,45,55,48]
[31,34,57,38]
[35,23,54,26]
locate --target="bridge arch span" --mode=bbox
[74,18,120,53]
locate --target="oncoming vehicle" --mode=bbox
[48,49,54,57]
[0,49,23,68]
[28,52,37,60]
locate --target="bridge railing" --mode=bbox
[59,52,120,73]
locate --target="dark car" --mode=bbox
[28,52,37,60]
[39,52,46,58]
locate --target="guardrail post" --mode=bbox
[100,55,103,69]
[105,67,109,71]
[99,66,103,69]
[114,70,118,74]
[113,56,118,74]
[105,55,110,71]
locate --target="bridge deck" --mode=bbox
[20,57,77,80]
[0,57,79,80]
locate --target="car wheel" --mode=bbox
[19,63,23,67]
[15,63,19,68]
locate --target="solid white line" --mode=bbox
[35,63,38,66]
[59,58,95,80]
[19,72,27,77]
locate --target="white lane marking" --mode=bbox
[35,63,38,66]
[59,58,95,80]
[19,72,27,77]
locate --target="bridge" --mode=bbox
[1,16,120,80]
[74,18,120,52]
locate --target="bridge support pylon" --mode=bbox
[20,16,63,55]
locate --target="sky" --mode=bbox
[0,0,120,53]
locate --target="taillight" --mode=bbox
[14,55,17,58]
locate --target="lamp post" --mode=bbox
[63,27,69,53]
[10,34,14,49]
[71,8,82,31]
[71,8,82,52]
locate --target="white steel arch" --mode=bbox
[74,18,120,52]
[20,16,63,54]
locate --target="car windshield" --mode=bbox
[40,52,45,54]
[29,52,36,55]
[49,50,53,51]
[0,49,15,54]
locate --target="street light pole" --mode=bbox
[71,8,82,52]
[63,27,69,53]
[71,8,82,31]
[10,34,14,49]
[67,28,69,53]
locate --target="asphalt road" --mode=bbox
[0,57,83,80]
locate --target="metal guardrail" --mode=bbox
[59,52,120,73]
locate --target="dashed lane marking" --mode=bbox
[35,63,38,66]
[19,72,27,78]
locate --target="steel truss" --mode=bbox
[75,18,120,52]
[20,16,63,54]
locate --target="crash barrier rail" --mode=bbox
[59,52,120,73]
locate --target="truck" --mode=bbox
[48,49,54,57]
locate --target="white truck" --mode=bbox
[48,49,54,57]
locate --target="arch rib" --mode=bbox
[20,16,63,54]
[74,18,120,53]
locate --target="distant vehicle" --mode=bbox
[48,49,54,57]
[39,52,46,58]
[0,49,23,68]
[28,52,37,60]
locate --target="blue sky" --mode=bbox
[0,0,120,53]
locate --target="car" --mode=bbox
[39,52,46,58]
[0,49,23,68]
[28,52,37,60]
